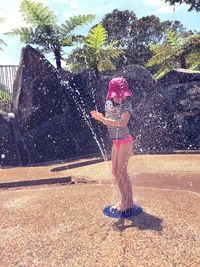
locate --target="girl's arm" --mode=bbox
[90,110,130,128]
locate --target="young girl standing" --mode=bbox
[91,77,142,218]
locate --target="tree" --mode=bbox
[101,9,191,70]
[65,24,123,78]
[146,30,200,79]
[163,0,200,12]
[0,18,7,51]
[5,0,95,68]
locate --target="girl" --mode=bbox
[91,77,140,217]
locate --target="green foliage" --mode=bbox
[100,9,191,70]
[20,0,57,26]
[60,14,95,35]
[146,30,200,79]
[0,18,7,50]
[5,0,95,68]
[65,24,123,77]
[163,0,200,12]
[86,24,108,51]
[0,89,11,111]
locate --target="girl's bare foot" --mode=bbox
[112,201,133,212]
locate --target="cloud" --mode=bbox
[155,5,175,14]
[68,0,79,9]
[0,8,27,34]
[50,0,79,8]
[143,0,164,6]
[142,0,175,14]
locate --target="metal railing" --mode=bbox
[0,65,18,112]
[0,65,18,94]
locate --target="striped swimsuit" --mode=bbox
[105,99,134,147]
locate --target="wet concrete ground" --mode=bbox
[0,154,200,266]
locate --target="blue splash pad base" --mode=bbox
[103,204,143,218]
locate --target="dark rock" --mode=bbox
[12,45,66,134]
[3,46,198,167]
[99,64,155,108]
[157,69,200,150]
[23,113,103,164]
[131,91,182,153]
[98,65,179,153]
[157,68,200,87]
[0,112,21,167]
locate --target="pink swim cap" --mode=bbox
[106,77,132,100]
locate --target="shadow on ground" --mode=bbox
[112,212,163,233]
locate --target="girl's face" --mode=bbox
[113,96,127,103]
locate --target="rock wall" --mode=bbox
[10,46,108,165]
[157,69,200,150]
[0,46,199,167]
[0,112,20,167]
[99,65,181,153]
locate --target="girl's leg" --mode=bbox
[117,142,133,210]
[111,144,127,208]
[111,142,133,211]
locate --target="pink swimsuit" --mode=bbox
[112,134,134,148]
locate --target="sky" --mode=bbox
[0,0,199,66]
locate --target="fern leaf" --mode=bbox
[98,59,116,72]
[86,24,107,52]
[5,27,35,43]
[102,47,123,59]
[60,14,95,35]
[146,47,171,67]
[0,39,7,50]
[20,0,56,26]
[165,29,180,48]
[153,67,171,80]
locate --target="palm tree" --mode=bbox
[66,24,123,78]
[0,18,7,51]
[5,0,95,69]
[146,30,200,79]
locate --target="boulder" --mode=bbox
[157,68,200,87]
[0,112,21,167]
[3,46,198,167]
[131,90,181,153]
[157,69,200,150]
[23,113,106,164]
[12,45,66,134]
[98,65,180,153]
[99,64,155,107]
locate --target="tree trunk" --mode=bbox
[180,56,187,69]
[54,49,62,69]
[94,65,99,79]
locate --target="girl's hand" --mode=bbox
[90,110,104,122]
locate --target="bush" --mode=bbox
[0,89,11,112]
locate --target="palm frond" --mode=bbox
[5,27,35,43]
[165,29,181,48]
[61,38,73,47]
[0,39,7,50]
[86,24,107,52]
[65,62,82,72]
[20,0,57,26]
[189,62,200,70]
[182,33,200,52]
[146,46,171,67]
[101,46,123,59]
[60,14,95,36]
[97,59,116,72]
[153,67,171,80]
